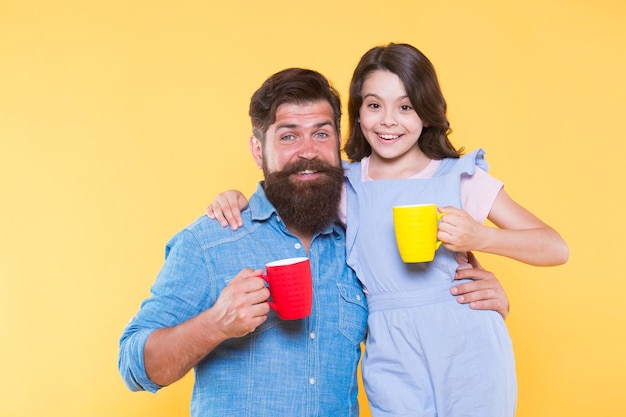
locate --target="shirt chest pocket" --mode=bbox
[337,283,368,345]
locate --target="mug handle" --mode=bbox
[435,211,447,249]
[260,274,277,311]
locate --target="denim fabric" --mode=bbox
[119,183,368,417]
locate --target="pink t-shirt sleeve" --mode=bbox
[456,167,503,269]
[460,167,503,223]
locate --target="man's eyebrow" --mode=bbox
[275,123,298,131]
[314,121,334,129]
[275,121,334,131]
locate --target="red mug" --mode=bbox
[262,257,313,320]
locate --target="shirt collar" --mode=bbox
[249,182,275,223]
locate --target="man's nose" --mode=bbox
[297,137,319,160]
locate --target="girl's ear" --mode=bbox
[250,136,263,169]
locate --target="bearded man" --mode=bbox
[118,68,509,416]
[119,68,368,416]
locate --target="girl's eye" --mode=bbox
[400,104,413,111]
[367,103,381,109]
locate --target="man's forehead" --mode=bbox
[273,101,335,128]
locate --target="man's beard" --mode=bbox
[263,158,344,235]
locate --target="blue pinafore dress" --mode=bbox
[344,150,517,417]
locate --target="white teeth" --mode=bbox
[379,134,399,140]
[299,170,316,174]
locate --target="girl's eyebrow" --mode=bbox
[362,92,410,101]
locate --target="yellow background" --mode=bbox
[1,0,625,416]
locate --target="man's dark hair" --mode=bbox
[249,68,342,145]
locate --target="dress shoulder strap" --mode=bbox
[435,148,489,176]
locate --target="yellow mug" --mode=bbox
[393,204,445,263]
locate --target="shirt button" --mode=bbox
[294,243,302,249]
[356,295,361,301]
[310,332,316,339]
[309,378,315,385]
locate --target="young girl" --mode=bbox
[208,43,568,417]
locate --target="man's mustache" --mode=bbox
[280,159,342,177]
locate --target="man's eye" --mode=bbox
[281,134,295,141]
[314,132,329,139]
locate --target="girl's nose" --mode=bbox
[381,110,398,127]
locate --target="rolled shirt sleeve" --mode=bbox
[118,328,162,393]
[117,229,211,393]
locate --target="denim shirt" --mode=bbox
[118,183,368,417]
